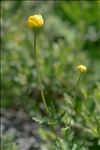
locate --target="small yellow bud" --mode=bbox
[27,14,44,28]
[77,65,87,72]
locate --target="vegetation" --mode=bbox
[1,1,100,150]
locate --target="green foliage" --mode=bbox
[1,1,100,150]
[1,135,19,150]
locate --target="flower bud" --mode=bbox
[77,65,87,72]
[27,14,44,28]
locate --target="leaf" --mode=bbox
[61,126,70,131]
[57,111,66,122]
[32,115,46,124]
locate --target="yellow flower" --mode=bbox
[27,14,44,28]
[77,65,87,72]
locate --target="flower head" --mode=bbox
[77,65,87,72]
[27,14,44,28]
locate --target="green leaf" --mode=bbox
[61,126,70,131]
[32,115,46,124]
[57,111,66,122]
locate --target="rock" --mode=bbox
[1,108,43,150]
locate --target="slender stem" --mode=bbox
[34,32,63,149]
[34,32,49,114]
[67,73,82,148]
[51,124,63,150]
[76,73,82,89]
[68,73,82,127]
[55,134,63,150]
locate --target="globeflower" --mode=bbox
[77,65,87,72]
[27,14,44,28]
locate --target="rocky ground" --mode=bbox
[1,108,47,150]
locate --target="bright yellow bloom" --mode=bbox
[77,65,87,72]
[27,14,44,28]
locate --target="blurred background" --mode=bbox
[1,1,100,150]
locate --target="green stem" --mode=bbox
[55,134,63,150]
[34,32,49,114]
[34,32,63,149]
[67,73,82,148]
[68,73,82,127]
[51,124,63,150]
